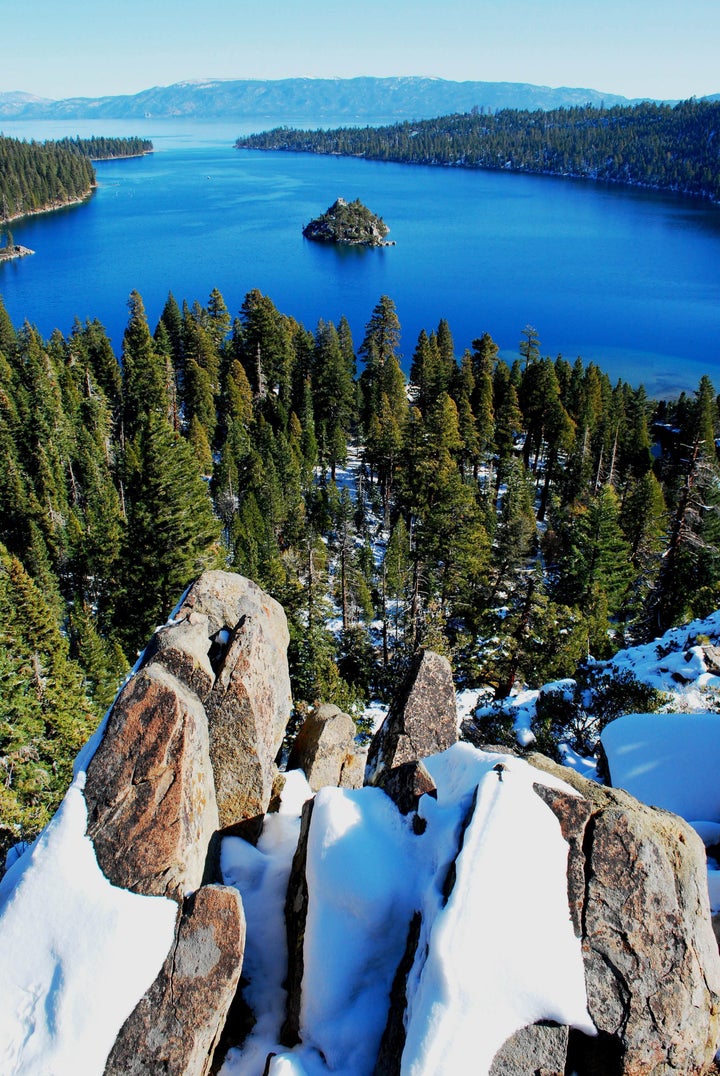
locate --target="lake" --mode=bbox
[1,118,719,397]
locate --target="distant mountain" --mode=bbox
[0,76,655,123]
[0,91,54,116]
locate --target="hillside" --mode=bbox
[237,99,720,202]
[0,135,95,221]
[0,76,643,121]
[0,135,152,223]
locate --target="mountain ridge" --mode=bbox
[0,75,675,122]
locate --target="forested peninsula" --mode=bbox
[0,135,153,222]
[1,287,718,856]
[236,99,720,202]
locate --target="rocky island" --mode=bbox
[302,197,393,247]
[0,241,34,262]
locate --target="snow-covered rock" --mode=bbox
[3,580,720,1075]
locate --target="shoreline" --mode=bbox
[1,186,96,226]
[89,150,154,161]
[236,143,720,207]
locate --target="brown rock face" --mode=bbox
[287,703,358,791]
[702,644,720,675]
[375,760,438,817]
[338,749,366,790]
[85,663,218,900]
[177,572,292,837]
[365,649,457,784]
[85,571,293,902]
[143,610,216,700]
[533,783,591,937]
[529,754,720,1075]
[104,885,246,1076]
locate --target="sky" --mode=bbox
[2,0,719,103]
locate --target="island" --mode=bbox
[302,197,393,247]
[0,240,34,262]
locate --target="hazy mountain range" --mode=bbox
[0,76,687,123]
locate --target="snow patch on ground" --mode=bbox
[0,776,177,1076]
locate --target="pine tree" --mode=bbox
[410,328,445,413]
[382,515,412,663]
[313,319,356,480]
[489,458,537,605]
[358,295,401,428]
[205,287,232,351]
[0,544,99,853]
[643,408,720,637]
[619,471,667,620]
[550,485,632,652]
[156,291,185,373]
[239,288,295,407]
[68,600,129,711]
[115,414,222,654]
[121,291,171,442]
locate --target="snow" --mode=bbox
[222,743,594,1076]
[0,775,177,1076]
[301,786,420,1074]
[220,770,314,1075]
[601,711,720,823]
[11,599,720,1074]
[0,592,196,1075]
[602,710,720,915]
[607,611,720,700]
[361,699,389,734]
[455,687,487,725]
[405,748,595,1075]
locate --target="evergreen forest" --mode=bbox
[0,288,719,855]
[236,99,720,202]
[54,136,153,160]
[0,135,152,222]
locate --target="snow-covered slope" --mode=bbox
[220,744,594,1075]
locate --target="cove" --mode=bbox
[1,118,719,397]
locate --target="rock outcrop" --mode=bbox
[171,570,293,840]
[105,885,246,1076]
[10,572,720,1076]
[86,570,293,888]
[281,798,315,1049]
[287,703,361,791]
[489,1022,568,1076]
[529,753,720,1075]
[365,649,457,785]
[84,571,292,1073]
[84,663,218,900]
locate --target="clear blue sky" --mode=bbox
[4,0,718,102]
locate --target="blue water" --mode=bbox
[1,118,719,397]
